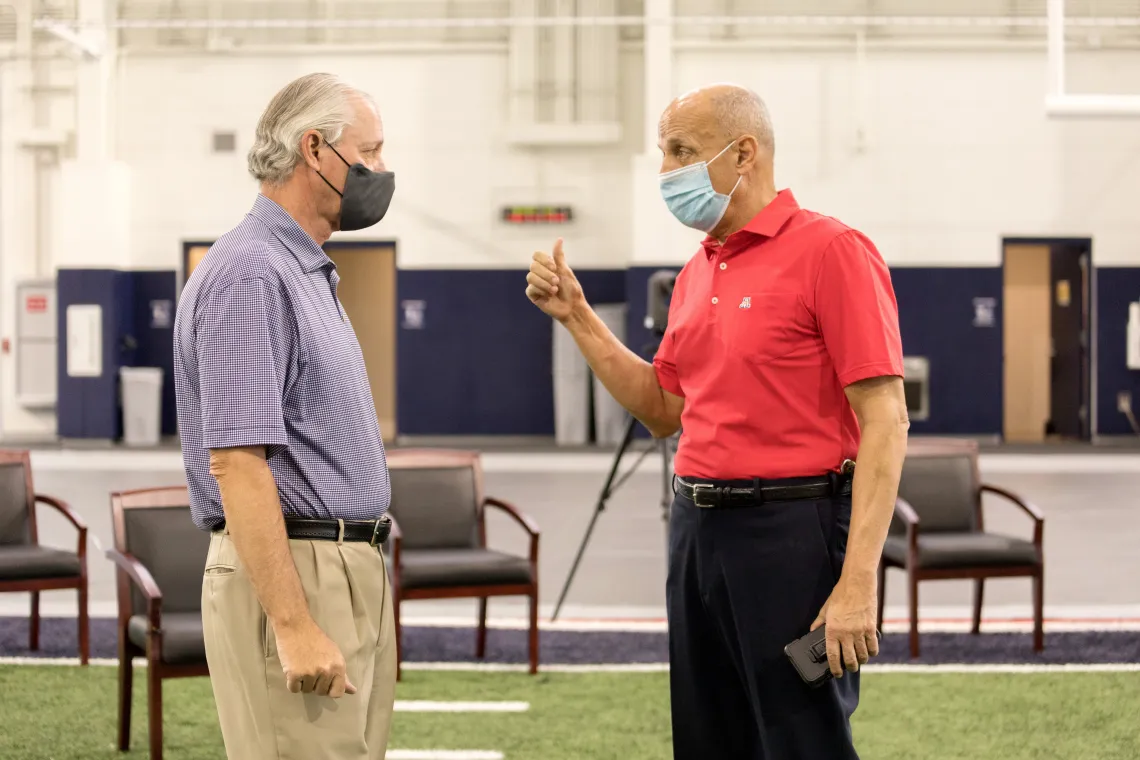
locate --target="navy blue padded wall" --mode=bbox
[891,267,1004,435]
[130,271,179,436]
[57,269,136,439]
[395,268,626,436]
[1095,267,1140,435]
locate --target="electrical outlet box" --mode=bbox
[1118,392,1133,414]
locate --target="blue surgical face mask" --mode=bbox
[659,140,742,233]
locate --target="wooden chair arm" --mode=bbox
[105,548,163,631]
[35,494,87,532]
[893,497,921,564]
[894,497,920,525]
[35,494,87,560]
[483,497,540,537]
[483,497,540,565]
[980,484,1045,546]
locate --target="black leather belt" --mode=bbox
[675,471,852,508]
[282,516,392,545]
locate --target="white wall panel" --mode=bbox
[675,47,1140,266]
[115,51,642,270]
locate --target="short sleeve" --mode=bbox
[652,274,687,397]
[196,277,294,453]
[814,231,904,387]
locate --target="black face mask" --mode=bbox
[317,142,395,231]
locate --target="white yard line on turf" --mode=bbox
[395,701,528,712]
[2,657,1139,674]
[387,751,503,760]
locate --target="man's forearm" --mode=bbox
[841,419,908,582]
[562,304,671,432]
[210,448,313,632]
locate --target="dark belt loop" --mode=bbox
[827,470,839,496]
[752,477,762,503]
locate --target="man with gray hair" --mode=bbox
[173,72,398,759]
[527,83,907,758]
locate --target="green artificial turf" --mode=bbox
[0,665,1137,759]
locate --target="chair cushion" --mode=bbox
[128,612,206,665]
[398,549,533,591]
[883,533,1040,570]
[0,545,81,581]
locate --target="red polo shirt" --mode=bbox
[653,189,904,480]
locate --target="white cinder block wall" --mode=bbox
[2,33,1140,436]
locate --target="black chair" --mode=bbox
[878,438,1044,658]
[0,449,88,664]
[384,449,540,678]
[108,486,210,760]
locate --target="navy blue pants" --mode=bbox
[666,482,861,760]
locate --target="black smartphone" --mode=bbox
[784,625,881,688]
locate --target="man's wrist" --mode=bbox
[559,301,591,330]
[838,559,878,588]
[269,607,314,634]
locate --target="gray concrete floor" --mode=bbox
[8,458,1140,622]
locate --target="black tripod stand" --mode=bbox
[550,335,678,622]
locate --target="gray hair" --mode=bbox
[712,86,775,154]
[247,72,374,185]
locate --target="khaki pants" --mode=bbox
[201,529,397,760]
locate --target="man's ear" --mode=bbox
[300,130,322,171]
[735,135,759,172]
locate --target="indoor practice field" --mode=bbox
[4,1,1140,759]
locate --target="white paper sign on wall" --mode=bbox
[972,297,996,328]
[66,304,103,378]
[401,300,425,330]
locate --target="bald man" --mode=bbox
[526,85,907,759]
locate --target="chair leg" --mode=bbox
[908,570,920,659]
[1033,569,1044,652]
[29,591,40,651]
[971,578,985,635]
[476,597,488,659]
[78,580,90,666]
[876,562,887,631]
[148,653,164,760]
[118,638,133,751]
[528,589,539,676]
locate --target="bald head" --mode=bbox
[656,83,779,240]
[659,83,774,158]
[707,84,774,153]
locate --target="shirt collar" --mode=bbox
[248,194,333,274]
[702,188,800,257]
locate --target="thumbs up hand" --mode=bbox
[525,238,584,323]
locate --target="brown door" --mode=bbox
[325,244,398,438]
[186,245,210,281]
[1003,244,1052,442]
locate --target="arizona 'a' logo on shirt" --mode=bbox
[739,296,752,309]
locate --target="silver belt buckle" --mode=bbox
[690,483,718,508]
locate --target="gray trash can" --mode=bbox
[591,303,629,446]
[552,321,590,445]
[120,367,163,446]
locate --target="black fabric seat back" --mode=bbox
[894,448,979,535]
[123,506,211,615]
[0,462,30,546]
[388,464,480,550]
